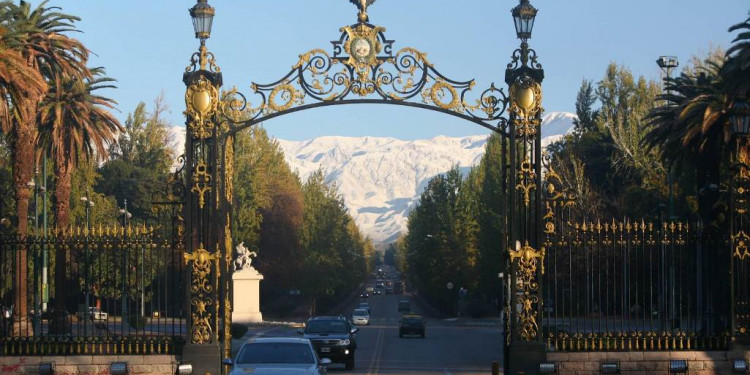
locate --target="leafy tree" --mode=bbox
[644,54,730,225]
[404,166,475,314]
[100,98,174,220]
[475,133,505,303]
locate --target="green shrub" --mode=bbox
[230,323,249,339]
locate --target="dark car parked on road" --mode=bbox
[298,316,359,370]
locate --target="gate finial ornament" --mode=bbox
[349,0,377,22]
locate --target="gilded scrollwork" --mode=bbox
[184,243,218,344]
[509,76,543,138]
[733,230,750,260]
[186,75,219,139]
[508,241,545,342]
[186,44,221,74]
[212,21,509,137]
[516,158,536,207]
[191,159,211,209]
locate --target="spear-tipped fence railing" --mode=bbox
[542,218,730,351]
[0,224,186,356]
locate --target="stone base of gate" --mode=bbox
[232,267,264,323]
[508,342,546,375]
[546,350,750,374]
[0,354,177,374]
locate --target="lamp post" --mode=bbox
[184,1,225,373]
[506,0,544,374]
[41,158,48,312]
[657,56,679,220]
[80,191,94,335]
[119,200,131,328]
[730,99,750,345]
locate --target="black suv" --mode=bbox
[299,316,359,369]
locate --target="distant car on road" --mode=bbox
[78,307,107,321]
[360,292,369,299]
[227,337,331,375]
[357,302,370,314]
[351,309,370,325]
[399,314,425,338]
[398,300,411,313]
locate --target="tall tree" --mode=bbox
[0,0,89,334]
[644,56,730,225]
[100,98,174,220]
[725,14,750,99]
[38,66,121,228]
[3,0,89,234]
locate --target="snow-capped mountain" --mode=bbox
[167,111,576,244]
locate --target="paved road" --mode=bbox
[241,292,504,375]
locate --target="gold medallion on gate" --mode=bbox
[341,24,384,70]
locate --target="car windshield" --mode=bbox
[305,320,349,334]
[358,304,368,308]
[236,343,315,364]
[403,317,423,324]
[353,309,368,316]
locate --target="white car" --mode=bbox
[227,337,332,375]
[78,307,107,321]
[351,309,370,325]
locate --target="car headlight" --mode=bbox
[339,339,350,346]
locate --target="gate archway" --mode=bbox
[181,1,547,373]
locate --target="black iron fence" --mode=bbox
[0,224,186,355]
[542,218,730,351]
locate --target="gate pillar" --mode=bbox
[182,1,229,372]
[504,1,546,373]
[730,134,750,347]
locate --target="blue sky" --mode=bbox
[52,0,748,141]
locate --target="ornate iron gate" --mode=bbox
[181,0,547,373]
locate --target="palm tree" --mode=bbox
[0,4,47,336]
[38,67,122,228]
[725,14,750,99]
[1,0,89,334]
[37,67,121,329]
[644,62,732,225]
[0,17,47,237]
[644,13,750,226]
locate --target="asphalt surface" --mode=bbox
[237,290,504,375]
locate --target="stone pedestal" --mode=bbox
[232,267,264,323]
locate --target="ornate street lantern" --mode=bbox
[189,0,215,43]
[731,100,750,136]
[512,0,538,41]
[656,56,679,71]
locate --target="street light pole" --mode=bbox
[657,56,679,220]
[119,199,131,329]
[41,157,48,312]
[80,190,94,335]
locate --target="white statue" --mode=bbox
[234,242,257,271]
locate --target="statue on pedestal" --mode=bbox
[233,242,257,271]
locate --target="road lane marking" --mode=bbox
[366,327,384,375]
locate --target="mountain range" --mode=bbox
[167,111,577,244]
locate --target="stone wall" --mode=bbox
[0,355,177,375]
[547,350,750,375]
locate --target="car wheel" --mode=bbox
[345,357,355,370]
[421,332,425,338]
[399,330,403,338]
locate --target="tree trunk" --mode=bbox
[11,117,35,337]
[53,161,72,312]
